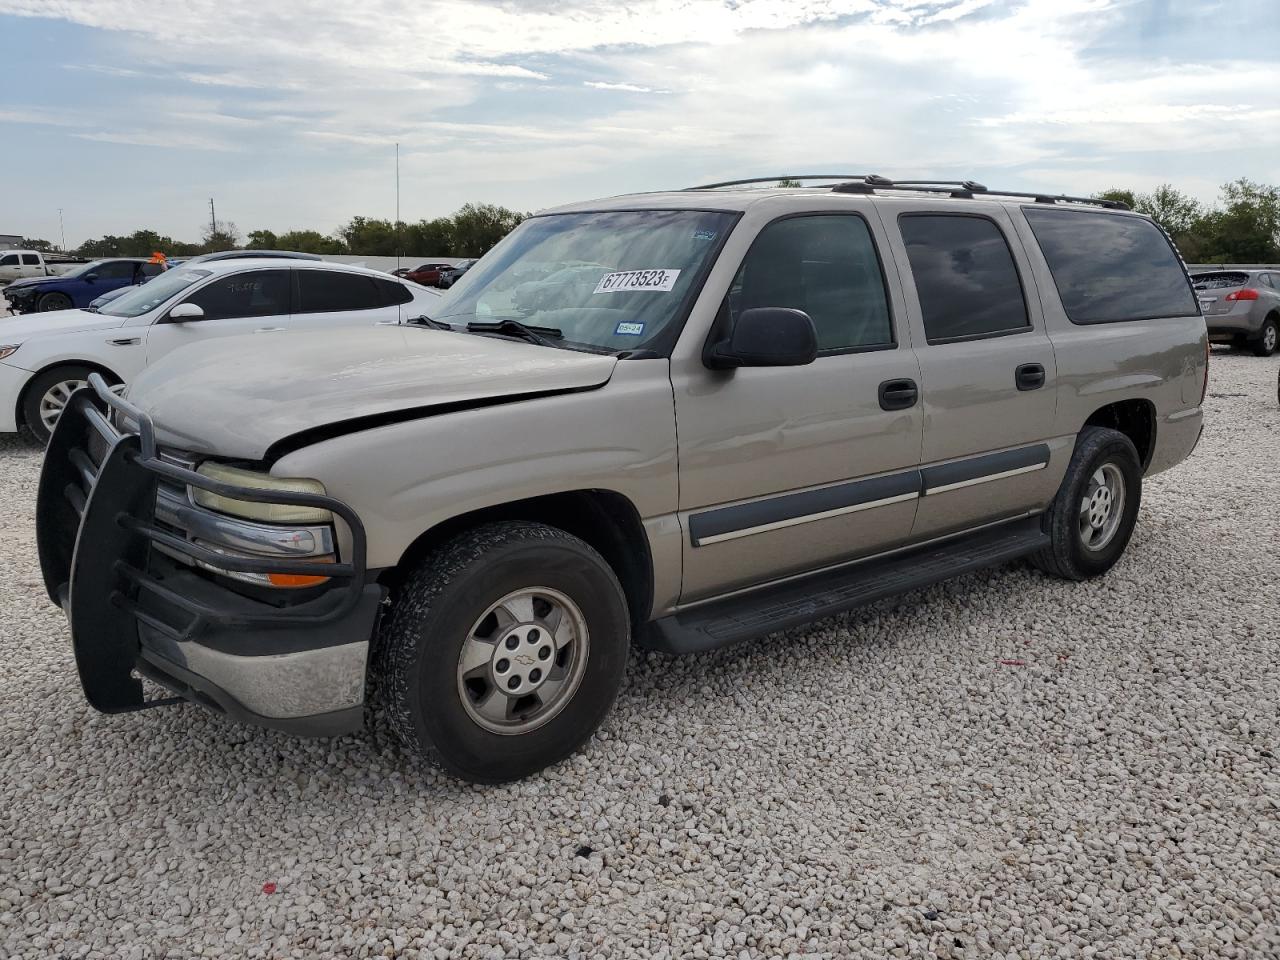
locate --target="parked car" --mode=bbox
[437,258,478,289]
[1191,269,1280,356]
[0,250,91,285]
[87,286,134,311]
[404,262,456,287]
[184,249,324,265]
[0,258,438,442]
[4,259,166,314]
[37,176,1206,783]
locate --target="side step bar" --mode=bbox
[644,517,1048,654]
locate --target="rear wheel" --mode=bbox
[1251,316,1278,357]
[37,292,72,312]
[1031,427,1142,581]
[375,521,630,783]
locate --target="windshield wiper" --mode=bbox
[404,314,453,330]
[466,319,564,348]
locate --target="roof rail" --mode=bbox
[686,174,1129,210]
[685,175,873,190]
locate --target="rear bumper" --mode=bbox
[1205,304,1263,338]
[37,376,383,737]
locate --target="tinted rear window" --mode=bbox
[1190,271,1249,290]
[898,214,1030,343]
[1023,209,1197,323]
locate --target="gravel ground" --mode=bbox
[1,351,1277,960]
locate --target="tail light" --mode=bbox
[1225,289,1259,301]
[1200,337,1210,404]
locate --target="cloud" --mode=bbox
[584,81,660,94]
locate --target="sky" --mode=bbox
[2,0,1278,248]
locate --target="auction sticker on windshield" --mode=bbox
[594,269,680,294]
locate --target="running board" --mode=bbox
[644,517,1048,654]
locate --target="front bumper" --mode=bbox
[36,376,384,736]
[3,285,39,313]
[0,361,27,433]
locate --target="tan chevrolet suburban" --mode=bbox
[37,175,1208,783]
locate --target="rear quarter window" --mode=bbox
[1022,208,1198,323]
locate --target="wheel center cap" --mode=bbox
[489,624,556,695]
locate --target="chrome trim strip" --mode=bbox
[692,491,920,547]
[155,485,334,558]
[924,461,1047,495]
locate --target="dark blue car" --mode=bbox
[3,258,166,314]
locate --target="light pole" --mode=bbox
[395,142,401,272]
[58,208,66,252]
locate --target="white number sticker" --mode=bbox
[593,268,680,294]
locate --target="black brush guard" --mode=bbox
[36,374,374,715]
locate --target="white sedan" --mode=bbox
[0,258,440,442]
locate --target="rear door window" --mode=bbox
[21,254,40,265]
[374,276,413,306]
[1022,208,1198,323]
[298,270,383,312]
[898,214,1030,343]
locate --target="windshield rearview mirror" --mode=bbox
[705,307,818,370]
[167,302,205,322]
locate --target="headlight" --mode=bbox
[0,345,19,361]
[191,462,332,524]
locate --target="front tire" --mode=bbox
[1251,316,1278,357]
[21,364,106,445]
[1031,427,1142,581]
[375,521,630,783]
[37,292,72,312]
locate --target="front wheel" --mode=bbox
[1251,316,1278,357]
[37,292,73,312]
[21,365,112,445]
[375,521,630,783]
[1031,427,1142,581]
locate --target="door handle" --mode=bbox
[1015,363,1046,391]
[107,337,141,346]
[254,326,285,333]
[878,378,919,411]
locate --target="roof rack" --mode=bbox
[685,174,1129,210]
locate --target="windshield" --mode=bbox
[431,209,736,353]
[98,268,212,318]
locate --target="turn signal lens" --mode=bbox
[193,462,332,523]
[0,345,19,361]
[267,572,332,588]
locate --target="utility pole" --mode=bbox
[395,142,401,271]
[209,198,217,242]
[57,208,66,252]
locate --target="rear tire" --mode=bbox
[37,292,72,312]
[1251,316,1278,357]
[1031,427,1142,581]
[375,521,630,783]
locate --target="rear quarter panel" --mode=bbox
[1007,210,1206,477]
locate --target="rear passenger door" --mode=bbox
[877,205,1061,541]
[292,269,404,330]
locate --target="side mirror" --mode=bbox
[84,273,98,283]
[167,302,205,323]
[705,307,818,370]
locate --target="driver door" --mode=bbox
[146,268,293,365]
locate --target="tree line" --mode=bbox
[24,180,1279,264]
[25,202,529,260]
[1095,178,1278,263]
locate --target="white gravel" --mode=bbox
[1,350,1277,959]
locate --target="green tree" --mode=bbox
[245,229,279,249]
[21,237,54,252]
[1198,178,1280,263]
[449,203,527,257]
[1134,184,1202,238]
[777,178,803,188]
[276,229,346,255]
[403,217,455,256]
[1095,188,1138,209]
[337,216,398,255]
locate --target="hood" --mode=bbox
[0,309,128,348]
[130,325,619,460]
[4,276,57,293]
